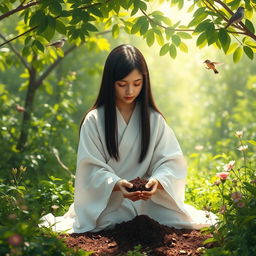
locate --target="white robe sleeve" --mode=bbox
[74,111,122,233]
[148,115,189,214]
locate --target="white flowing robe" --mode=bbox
[41,103,217,233]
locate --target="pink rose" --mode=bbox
[216,172,230,180]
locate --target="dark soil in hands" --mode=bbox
[61,215,216,256]
[126,177,152,192]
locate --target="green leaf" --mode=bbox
[83,23,98,32]
[233,46,243,63]
[161,16,172,27]
[218,28,231,53]
[56,20,66,35]
[196,32,206,47]
[155,33,164,46]
[112,24,120,39]
[247,140,256,146]
[179,42,188,53]
[140,19,149,35]
[49,1,62,16]
[165,28,174,40]
[24,36,32,45]
[172,35,181,46]
[194,20,211,33]
[146,30,155,47]
[138,0,147,11]
[243,46,254,60]
[131,21,141,34]
[42,16,56,41]
[22,46,30,57]
[203,237,218,245]
[34,40,44,52]
[226,42,238,55]
[37,16,48,33]
[193,7,206,17]
[131,6,139,16]
[176,32,192,39]
[29,10,45,27]
[159,43,169,56]
[245,19,255,34]
[89,6,103,18]
[169,44,177,59]
[189,12,208,27]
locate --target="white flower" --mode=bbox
[195,145,204,151]
[237,145,248,151]
[235,131,243,138]
[223,160,235,171]
[51,205,59,211]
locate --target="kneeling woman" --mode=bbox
[41,44,217,233]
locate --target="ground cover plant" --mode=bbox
[0,131,255,255]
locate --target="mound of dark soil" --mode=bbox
[61,215,215,256]
[126,177,151,192]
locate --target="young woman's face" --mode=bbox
[114,69,143,108]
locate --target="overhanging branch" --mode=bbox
[0,33,31,72]
[0,1,39,21]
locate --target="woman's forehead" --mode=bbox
[118,69,143,82]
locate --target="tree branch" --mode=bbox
[0,26,37,48]
[203,0,229,23]
[214,0,256,40]
[140,8,194,32]
[0,1,39,21]
[35,29,112,88]
[35,45,77,88]
[0,33,31,72]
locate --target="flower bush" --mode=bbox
[204,131,256,256]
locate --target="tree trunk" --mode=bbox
[16,67,37,151]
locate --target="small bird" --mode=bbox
[46,38,66,48]
[225,7,245,29]
[203,60,224,74]
[15,104,25,112]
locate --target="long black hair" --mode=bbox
[80,44,162,162]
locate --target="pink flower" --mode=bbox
[216,172,230,180]
[223,160,235,171]
[237,201,245,208]
[231,192,243,203]
[8,234,23,246]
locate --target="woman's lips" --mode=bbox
[124,96,134,100]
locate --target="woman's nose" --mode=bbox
[126,84,133,94]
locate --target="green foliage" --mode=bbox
[1,0,256,60]
[0,168,88,256]
[122,244,147,256]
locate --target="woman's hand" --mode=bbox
[113,179,142,202]
[140,178,163,201]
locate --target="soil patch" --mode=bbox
[127,177,151,192]
[61,215,215,256]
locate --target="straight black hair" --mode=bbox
[80,44,162,162]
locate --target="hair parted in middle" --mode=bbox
[82,44,162,162]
